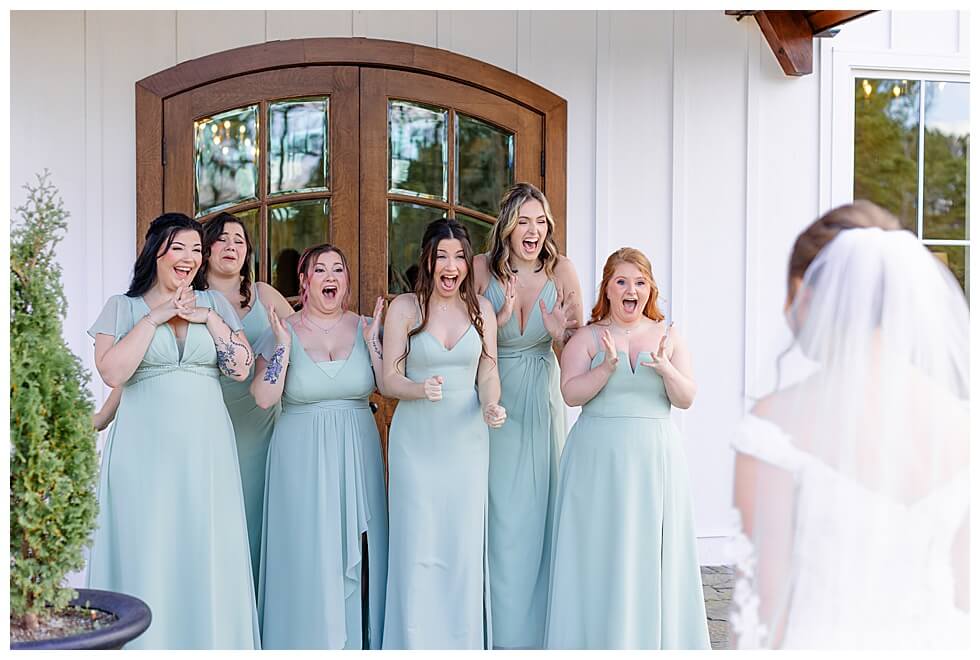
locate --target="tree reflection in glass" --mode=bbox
[269,199,330,299]
[923,82,969,242]
[387,201,446,294]
[269,98,329,196]
[388,100,448,201]
[194,105,259,217]
[456,114,514,216]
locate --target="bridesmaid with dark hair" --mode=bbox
[86,212,260,649]
[382,218,506,649]
[250,244,388,649]
[200,211,293,594]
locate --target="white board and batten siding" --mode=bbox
[11,10,969,568]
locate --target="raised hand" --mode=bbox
[640,323,675,376]
[268,306,292,348]
[540,279,580,343]
[483,401,507,429]
[363,296,384,343]
[423,375,444,402]
[145,287,183,326]
[496,275,518,327]
[600,328,619,372]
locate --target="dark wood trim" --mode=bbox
[387,193,451,211]
[135,84,163,245]
[544,105,567,252]
[137,38,564,116]
[754,10,815,77]
[452,206,497,225]
[806,10,875,37]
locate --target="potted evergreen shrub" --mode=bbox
[10,172,151,649]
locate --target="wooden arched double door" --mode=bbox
[136,38,567,451]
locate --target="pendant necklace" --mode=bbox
[304,311,344,334]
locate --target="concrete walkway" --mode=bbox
[700,565,733,649]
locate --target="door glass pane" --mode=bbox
[928,245,969,297]
[230,208,261,282]
[269,199,330,298]
[854,79,920,231]
[194,105,259,217]
[269,98,329,196]
[388,201,446,294]
[389,100,448,201]
[455,212,493,255]
[923,81,969,241]
[456,113,514,216]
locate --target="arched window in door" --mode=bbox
[136,38,567,309]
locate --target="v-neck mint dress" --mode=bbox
[544,326,709,650]
[484,277,565,648]
[255,319,388,649]
[216,285,279,595]
[382,321,492,649]
[86,291,260,650]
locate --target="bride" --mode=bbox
[729,201,969,649]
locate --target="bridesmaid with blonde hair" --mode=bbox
[473,182,582,648]
[545,247,709,650]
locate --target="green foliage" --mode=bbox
[10,172,100,624]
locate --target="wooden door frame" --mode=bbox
[136,37,568,253]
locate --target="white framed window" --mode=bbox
[825,50,969,294]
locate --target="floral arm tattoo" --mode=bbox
[215,329,250,378]
[264,344,287,384]
[369,337,383,361]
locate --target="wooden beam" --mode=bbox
[806,10,875,37]
[754,10,814,77]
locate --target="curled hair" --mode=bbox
[126,212,205,298]
[399,218,488,370]
[200,212,254,309]
[486,182,561,283]
[788,200,901,294]
[590,247,665,323]
[296,243,353,311]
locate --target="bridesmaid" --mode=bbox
[382,218,507,649]
[201,212,293,594]
[251,244,388,649]
[544,247,709,649]
[87,213,260,649]
[473,183,582,649]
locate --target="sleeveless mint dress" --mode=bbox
[86,291,261,649]
[382,319,492,649]
[484,277,565,648]
[255,319,388,649]
[217,285,279,594]
[544,326,710,650]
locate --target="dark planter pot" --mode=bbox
[11,588,151,650]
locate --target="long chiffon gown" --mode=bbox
[256,319,388,649]
[382,320,492,649]
[217,284,279,594]
[544,326,710,650]
[86,291,260,650]
[484,277,565,648]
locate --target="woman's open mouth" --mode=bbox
[439,274,458,292]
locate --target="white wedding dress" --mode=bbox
[730,414,969,649]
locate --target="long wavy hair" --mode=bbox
[486,182,561,283]
[201,212,254,309]
[590,247,665,323]
[126,213,206,297]
[399,218,488,370]
[297,243,353,311]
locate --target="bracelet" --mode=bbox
[142,314,158,328]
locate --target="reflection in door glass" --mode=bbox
[268,199,330,299]
[269,98,329,196]
[389,100,448,201]
[923,81,969,241]
[194,105,259,217]
[456,113,514,216]
[455,212,493,255]
[387,201,447,294]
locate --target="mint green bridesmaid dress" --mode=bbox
[382,320,492,649]
[256,319,388,649]
[484,277,565,648]
[544,326,710,650]
[86,291,260,650]
[216,285,279,594]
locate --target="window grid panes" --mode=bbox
[386,100,515,294]
[194,100,333,298]
[854,76,969,295]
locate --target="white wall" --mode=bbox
[10,10,969,569]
